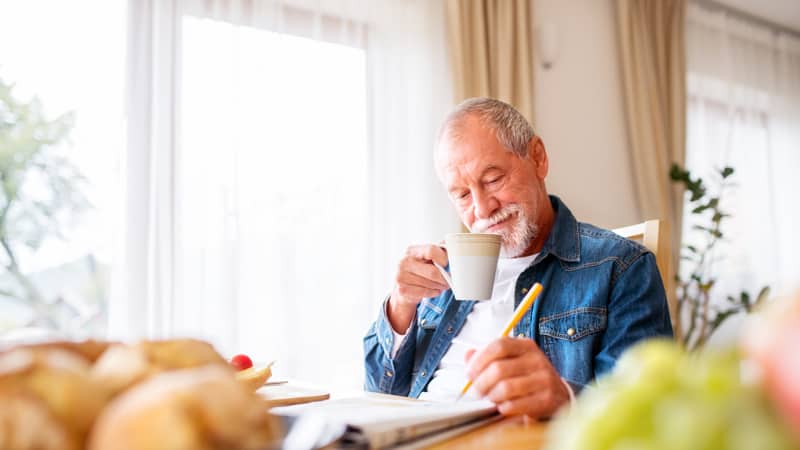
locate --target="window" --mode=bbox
[175,14,370,389]
[683,4,800,343]
[0,0,125,342]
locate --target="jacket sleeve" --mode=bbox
[363,297,419,396]
[594,252,673,378]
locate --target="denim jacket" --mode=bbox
[363,195,673,397]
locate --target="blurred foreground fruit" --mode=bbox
[743,292,800,437]
[544,339,797,450]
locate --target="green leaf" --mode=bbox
[669,163,689,182]
[688,185,706,202]
[754,286,771,309]
[721,167,734,178]
[740,291,752,311]
[699,280,715,292]
[710,308,741,331]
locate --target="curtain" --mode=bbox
[684,3,800,343]
[110,0,178,340]
[444,0,534,122]
[615,0,686,334]
[117,0,458,391]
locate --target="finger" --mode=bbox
[414,262,450,288]
[394,283,445,301]
[401,270,449,292]
[471,358,539,397]
[406,244,449,268]
[484,372,545,404]
[466,337,540,379]
[497,388,566,418]
[396,258,448,291]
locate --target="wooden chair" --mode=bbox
[612,220,677,330]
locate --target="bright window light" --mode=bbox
[178,16,369,389]
[0,0,125,340]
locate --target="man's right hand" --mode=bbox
[387,244,450,333]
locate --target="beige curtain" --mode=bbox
[615,0,686,337]
[444,0,534,123]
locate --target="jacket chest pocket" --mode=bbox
[537,308,607,383]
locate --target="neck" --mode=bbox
[519,196,555,257]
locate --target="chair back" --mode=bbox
[613,219,676,329]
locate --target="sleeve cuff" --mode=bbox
[378,294,416,359]
[560,377,576,407]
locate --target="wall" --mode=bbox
[533,0,641,229]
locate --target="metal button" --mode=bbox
[567,328,576,337]
[420,319,427,326]
[421,371,427,377]
[386,370,393,377]
[447,326,454,333]
[517,332,525,338]
[521,288,528,294]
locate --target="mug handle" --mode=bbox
[432,261,453,290]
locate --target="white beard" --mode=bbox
[470,204,539,258]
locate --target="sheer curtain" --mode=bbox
[684,3,800,342]
[116,0,456,391]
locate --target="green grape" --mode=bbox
[543,339,798,450]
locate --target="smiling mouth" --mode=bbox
[486,213,515,232]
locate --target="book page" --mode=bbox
[274,394,498,448]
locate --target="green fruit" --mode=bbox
[543,340,797,450]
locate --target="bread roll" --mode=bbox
[88,365,282,450]
[91,338,232,395]
[0,347,110,449]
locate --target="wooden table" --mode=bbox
[428,415,549,450]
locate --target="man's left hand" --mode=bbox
[465,336,570,418]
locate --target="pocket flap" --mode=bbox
[538,307,607,341]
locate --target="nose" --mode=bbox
[472,190,499,221]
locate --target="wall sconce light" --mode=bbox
[537,23,558,69]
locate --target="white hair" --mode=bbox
[437,97,535,157]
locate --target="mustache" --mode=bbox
[471,205,521,233]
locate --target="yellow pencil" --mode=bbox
[458,282,543,399]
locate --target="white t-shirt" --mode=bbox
[390,254,538,401]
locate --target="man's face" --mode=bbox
[435,116,549,258]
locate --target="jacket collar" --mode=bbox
[537,195,580,263]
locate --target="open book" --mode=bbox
[273,393,499,449]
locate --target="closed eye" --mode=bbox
[485,176,502,185]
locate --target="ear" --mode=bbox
[527,137,549,179]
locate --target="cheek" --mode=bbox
[459,208,475,227]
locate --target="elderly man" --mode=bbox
[363,97,672,418]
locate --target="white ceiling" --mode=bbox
[713,0,800,34]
